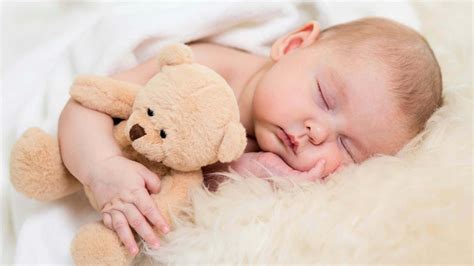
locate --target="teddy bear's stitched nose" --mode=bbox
[130,124,146,141]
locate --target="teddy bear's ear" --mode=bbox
[217,121,247,163]
[158,43,194,70]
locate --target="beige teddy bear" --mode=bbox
[10,43,247,265]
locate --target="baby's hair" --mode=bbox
[319,17,443,137]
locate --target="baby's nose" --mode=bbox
[305,122,330,145]
[130,124,146,141]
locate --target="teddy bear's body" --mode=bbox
[10,44,247,266]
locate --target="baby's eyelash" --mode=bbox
[339,137,355,162]
[317,81,330,110]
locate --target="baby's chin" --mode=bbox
[259,144,314,172]
[286,159,316,172]
[278,151,316,172]
[280,151,337,176]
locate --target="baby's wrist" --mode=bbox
[85,153,124,186]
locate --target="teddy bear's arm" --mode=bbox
[70,75,141,119]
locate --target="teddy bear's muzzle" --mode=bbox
[129,124,146,141]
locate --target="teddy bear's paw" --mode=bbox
[71,222,134,266]
[10,127,81,201]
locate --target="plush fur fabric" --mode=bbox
[140,2,472,265]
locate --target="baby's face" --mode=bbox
[252,42,409,177]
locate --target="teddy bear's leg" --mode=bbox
[9,127,82,201]
[71,221,134,266]
[152,170,204,228]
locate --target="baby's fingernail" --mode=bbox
[321,160,326,166]
[162,226,170,234]
[130,247,138,255]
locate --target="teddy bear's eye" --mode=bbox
[160,129,167,139]
[147,108,154,117]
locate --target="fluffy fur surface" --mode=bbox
[138,3,472,265]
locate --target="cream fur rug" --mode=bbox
[139,2,472,265]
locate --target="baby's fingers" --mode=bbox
[120,203,161,250]
[110,210,139,256]
[102,212,112,229]
[138,166,161,194]
[132,189,169,234]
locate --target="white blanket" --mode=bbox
[2,2,421,264]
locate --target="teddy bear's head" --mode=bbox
[125,44,247,172]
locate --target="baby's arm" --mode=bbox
[203,151,326,192]
[58,58,168,255]
[229,152,326,181]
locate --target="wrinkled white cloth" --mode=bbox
[2,2,419,264]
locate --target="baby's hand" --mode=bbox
[88,155,169,255]
[229,152,327,181]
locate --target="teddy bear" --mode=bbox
[9,43,247,265]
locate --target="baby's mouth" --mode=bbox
[277,127,298,154]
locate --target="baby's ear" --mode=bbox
[217,122,247,163]
[271,20,320,60]
[158,43,194,70]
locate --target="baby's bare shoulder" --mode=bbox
[189,42,232,73]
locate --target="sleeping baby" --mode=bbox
[58,17,442,255]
